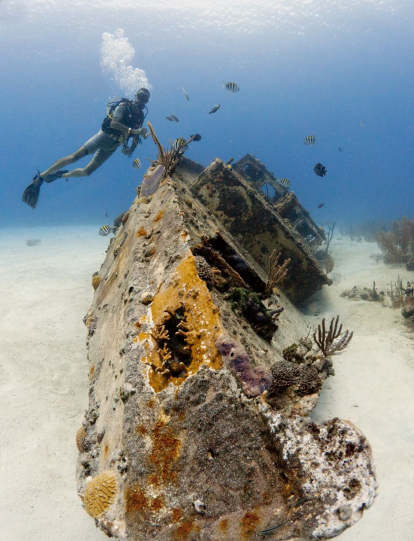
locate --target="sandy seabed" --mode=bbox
[0,226,413,541]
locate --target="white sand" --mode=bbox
[308,237,414,541]
[0,226,105,541]
[1,227,413,540]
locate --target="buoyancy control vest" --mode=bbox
[101,98,147,139]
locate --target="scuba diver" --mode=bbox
[22,88,151,209]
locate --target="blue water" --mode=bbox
[1,0,413,229]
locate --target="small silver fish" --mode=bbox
[170,115,179,122]
[99,225,115,236]
[223,82,240,92]
[181,87,190,101]
[304,135,316,146]
[277,178,290,189]
[133,158,141,169]
[166,116,174,121]
[209,104,220,114]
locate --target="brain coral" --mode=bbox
[84,470,117,518]
[92,274,102,291]
[76,426,87,453]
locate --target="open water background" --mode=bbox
[1,0,413,229]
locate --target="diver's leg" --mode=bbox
[62,149,116,178]
[40,146,87,178]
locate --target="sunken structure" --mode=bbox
[77,146,377,541]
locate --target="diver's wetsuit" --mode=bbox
[41,102,145,179]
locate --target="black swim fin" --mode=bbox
[22,173,44,209]
[43,169,69,183]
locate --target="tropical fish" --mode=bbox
[314,163,327,177]
[304,135,316,146]
[133,158,141,169]
[99,225,115,236]
[170,115,179,122]
[209,104,221,114]
[277,178,290,189]
[166,116,174,121]
[223,82,240,92]
[226,157,234,165]
[317,203,325,209]
[338,147,343,152]
[181,87,190,100]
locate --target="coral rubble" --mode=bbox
[76,153,377,540]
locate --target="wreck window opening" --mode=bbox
[260,182,276,202]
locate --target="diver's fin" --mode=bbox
[43,169,69,183]
[22,173,44,209]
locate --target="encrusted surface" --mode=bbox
[76,157,377,540]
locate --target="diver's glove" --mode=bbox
[122,147,133,157]
[130,127,147,136]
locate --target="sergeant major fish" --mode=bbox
[166,116,174,121]
[209,104,221,114]
[170,115,180,122]
[133,158,141,169]
[223,82,240,92]
[304,135,316,146]
[99,225,116,236]
[277,178,290,189]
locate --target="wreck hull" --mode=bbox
[77,167,377,540]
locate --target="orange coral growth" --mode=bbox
[171,508,183,522]
[125,483,148,515]
[149,420,181,486]
[147,253,223,392]
[150,495,165,511]
[136,227,147,238]
[136,424,148,436]
[147,398,156,409]
[154,210,165,222]
[219,518,229,532]
[174,520,196,540]
[240,511,260,539]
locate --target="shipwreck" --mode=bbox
[77,137,377,541]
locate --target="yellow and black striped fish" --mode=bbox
[99,225,114,236]
[223,82,240,92]
[277,178,290,189]
[304,135,316,146]
[133,158,141,169]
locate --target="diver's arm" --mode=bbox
[110,104,130,133]
[110,119,130,133]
